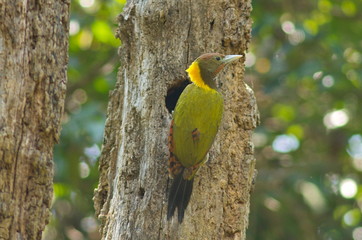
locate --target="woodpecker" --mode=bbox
[167,53,242,222]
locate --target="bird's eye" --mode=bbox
[215,56,221,61]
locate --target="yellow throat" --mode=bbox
[186,61,212,91]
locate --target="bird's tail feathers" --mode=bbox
[167,169,194,223]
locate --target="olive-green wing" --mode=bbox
[172,84,223,168]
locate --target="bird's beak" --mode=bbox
[222,55,243,65]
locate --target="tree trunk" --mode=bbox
[94,0,258,239]
[0,1,69,239]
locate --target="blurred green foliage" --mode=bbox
[44,0,362,239]
[247,0,362,239]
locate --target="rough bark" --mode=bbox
[0,1,69,239]
[94,0,258,239]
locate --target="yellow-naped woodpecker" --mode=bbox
[167,53,243,222]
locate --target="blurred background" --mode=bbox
[43,0,362,239]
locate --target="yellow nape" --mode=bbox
[186,61,212,91]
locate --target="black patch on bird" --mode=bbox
[166,79,190,113]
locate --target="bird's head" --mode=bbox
[186,53,243,90]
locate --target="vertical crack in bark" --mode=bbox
[12,125,24,200]
[11,117,26,239]
[158,178,170,239]
[186,0,192,64]
[13,1,31,235]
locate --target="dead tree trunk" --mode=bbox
[0,1,69,239]
[94,0,258,239]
